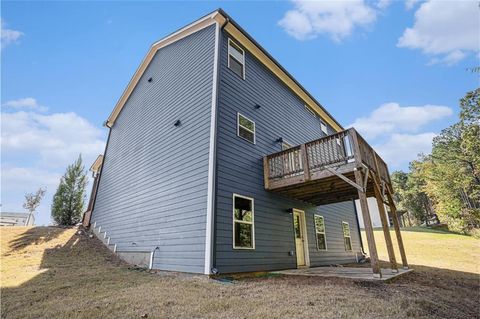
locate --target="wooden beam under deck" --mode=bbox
[263,128,406,278]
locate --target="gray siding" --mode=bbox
[92,25,216,273]
[214,31,361,273]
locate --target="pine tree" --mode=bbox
[51,155,88,225]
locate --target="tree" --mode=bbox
[23,188,46,225]
[51,155,88,225]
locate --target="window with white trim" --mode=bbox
[314,215,327,250]
[282,141,292,150]
[233,194,254,249]
[342,221,352,251]
[305,104,317,117]
[237,113,255,144]
[228,39,245,79]
[320,121,328,135]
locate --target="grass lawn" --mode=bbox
[1,226,479,319]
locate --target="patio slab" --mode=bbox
[273,267,413,282]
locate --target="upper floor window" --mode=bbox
[237,113,256,144]
[233,194,255,249]
[314,215,327,250]
[282,141,293,150]
[305,104,317,117]
[228,39,245,79]
[320,121,328,135]
[342,221,352,251]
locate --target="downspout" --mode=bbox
[149,246,160,270]
[210,17,229,276]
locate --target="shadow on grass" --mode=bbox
[7,226,68,251]
[2,227,479,319]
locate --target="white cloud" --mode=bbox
[374,132,436,168]
[1,110,105,168]
[376,0,392,10]
[397,0,480,65]
[1,106,106,225]
[1,19,24,48]
[3,97,48,112]
[278,0,378,42]
[405,0,421,10]
[350,102,452,139]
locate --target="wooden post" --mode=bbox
[386,190,409,269]
[372,174,398,273]
[300,143,310,181]
[263,156,270,190]
[354,168,382,278]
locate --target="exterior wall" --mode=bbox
[0,213,34,226]
[91,24,216,273]
[213,31,362,273]
[355,197,384,228]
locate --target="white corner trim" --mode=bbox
[204,21,220,275]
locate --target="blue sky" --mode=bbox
[2,1,479,225]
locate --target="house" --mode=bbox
[0,212,35,226]
[356,199,411,228]
[85,9,408,278]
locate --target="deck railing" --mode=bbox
[264,128,390,189]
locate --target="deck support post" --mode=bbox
[300,144,310,182]
[354,168,382,278]
[386,190,409,269]
[372,173,398,273]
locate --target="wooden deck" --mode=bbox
[263,128,391,205]
[264,128,409,278]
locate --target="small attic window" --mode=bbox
[228,39,245,79]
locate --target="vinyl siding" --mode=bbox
[214,31,362,273]
[91,24,216,274]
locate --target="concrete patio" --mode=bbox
[273,266,413,281]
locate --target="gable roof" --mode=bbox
[106,9,343,132]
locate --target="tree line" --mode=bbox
[391,89,480,236]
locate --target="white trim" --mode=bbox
[342,221,353,251]
[104,231,107,239]
[292,209,310,267]
[232,193,255,250]
[113,244,117,253]
[93,221,96,228]
[204,21,221,275]
[313,214,328,251]
[227,38,245,80]
[107,237,111,245]
[237,112,256,144]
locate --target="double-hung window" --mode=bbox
[228,39,245,79]
[314,215,327,250]
[320,121,328,135]
[342,221,352,251]
[237,113,256,144]
[233,194,254,249]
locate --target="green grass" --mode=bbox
[362,227,479,274]
[1,226,479,319]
